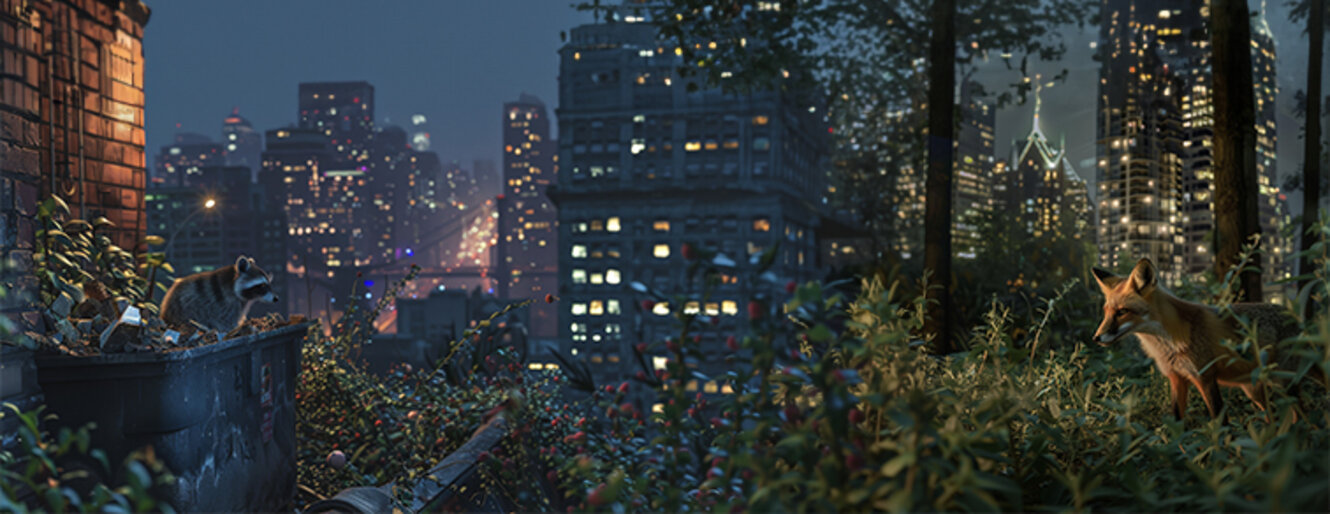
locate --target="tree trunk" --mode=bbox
[1210,0,1263,302]
[923,0,957,353]
[1301,0,1324,319]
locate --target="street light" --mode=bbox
[164,197,217,262]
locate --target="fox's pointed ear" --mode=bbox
[1091,267,1121,291]
[1128,258,1156,294]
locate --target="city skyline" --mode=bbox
[144,2,1322,216]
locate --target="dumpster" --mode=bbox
[1,344,44,452]
[33,322,310,512]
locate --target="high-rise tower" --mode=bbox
[498,94,559,340]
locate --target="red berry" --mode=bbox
[587,483,610,506]
[693,334,702,343]
[545,293,556,303]
[681,243,697,260]
[785,280,797,294]
[635,370,647,381]
[641,300,656,311]
[747,301,763,320]
[849,408,865,424]
[726,335,740,351]
[635,342,648,354]
[845,453,865,471]
[618,382,629,394]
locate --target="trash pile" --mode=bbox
[25,291,306,356]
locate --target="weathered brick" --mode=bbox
[14,180,35,216]
[0,213,9,248]
[0,177,11,211]
[13,216,31,249]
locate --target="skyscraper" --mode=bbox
[222,108,264,182]
[953,82,997,259]
[555,13,832,404]
[498,94,559,340]
[298,81,376,166]
[1006,84,1092,241]
[260,127,336,318]
[1098,0,1287,287]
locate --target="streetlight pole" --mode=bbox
[164,197,216,263]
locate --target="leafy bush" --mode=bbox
[0,404,174,513]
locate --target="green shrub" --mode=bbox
[0,404,174,513]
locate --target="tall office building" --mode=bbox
[260,127,336,318]
[1097,0,1195,284]
[1098,0,1287,286]
[953,83,997,259]
[222,108,263,182]
[1005,85,1092,241]
[498,94,560,340]
[298,81,376,166]
[556,13,832,404]
[153,133,224,187]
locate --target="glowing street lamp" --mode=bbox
[165,197,218,262]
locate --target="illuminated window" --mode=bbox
[591,354,603,363]
[723,140,739,150]
[652,302,671,316]
[606,269,621,284]
[722,301,738,315]
[572,245,587,258]
[591,273,604,285]
[654,244,670,258]
[753,218,771,232]
[571,303,587,316]
[607,217,621,232]
[591,219,604,231]
[653,356,668,370]
[590,301,604,316]
[607,299,621,315]
[572,269,587,284]
[704,381,719,393]
[685,141,702,152]
[754,138,771,151]
[654,220,670,232]
[704,141,719,151]
[652,403,665,413]
[752,115,769,125]
[684,302,700,315]
[705,303,720,316]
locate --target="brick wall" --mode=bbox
[0,0,149,332]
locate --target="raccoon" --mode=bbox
[160,255,278,332]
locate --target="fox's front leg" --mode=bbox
[1189,374,1226,420]
[1167,373,1190,421]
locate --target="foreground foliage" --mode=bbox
[0,405,174,513]
[291,215,1330,513]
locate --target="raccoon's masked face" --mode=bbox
[234,256,279,304]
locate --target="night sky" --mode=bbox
[146,1,1320,213]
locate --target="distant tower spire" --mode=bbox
[1031,75,1044,140]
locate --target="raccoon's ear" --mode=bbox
[1129,258,1156,294]
[236,255,251,273]
[1091,267,1122,291]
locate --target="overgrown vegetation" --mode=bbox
[293,266,572,510]
[0,405,175,513]
[287,214,1329,513]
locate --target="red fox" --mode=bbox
[1091,258,1306,421]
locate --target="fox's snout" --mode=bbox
[1093,322,1133,346]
